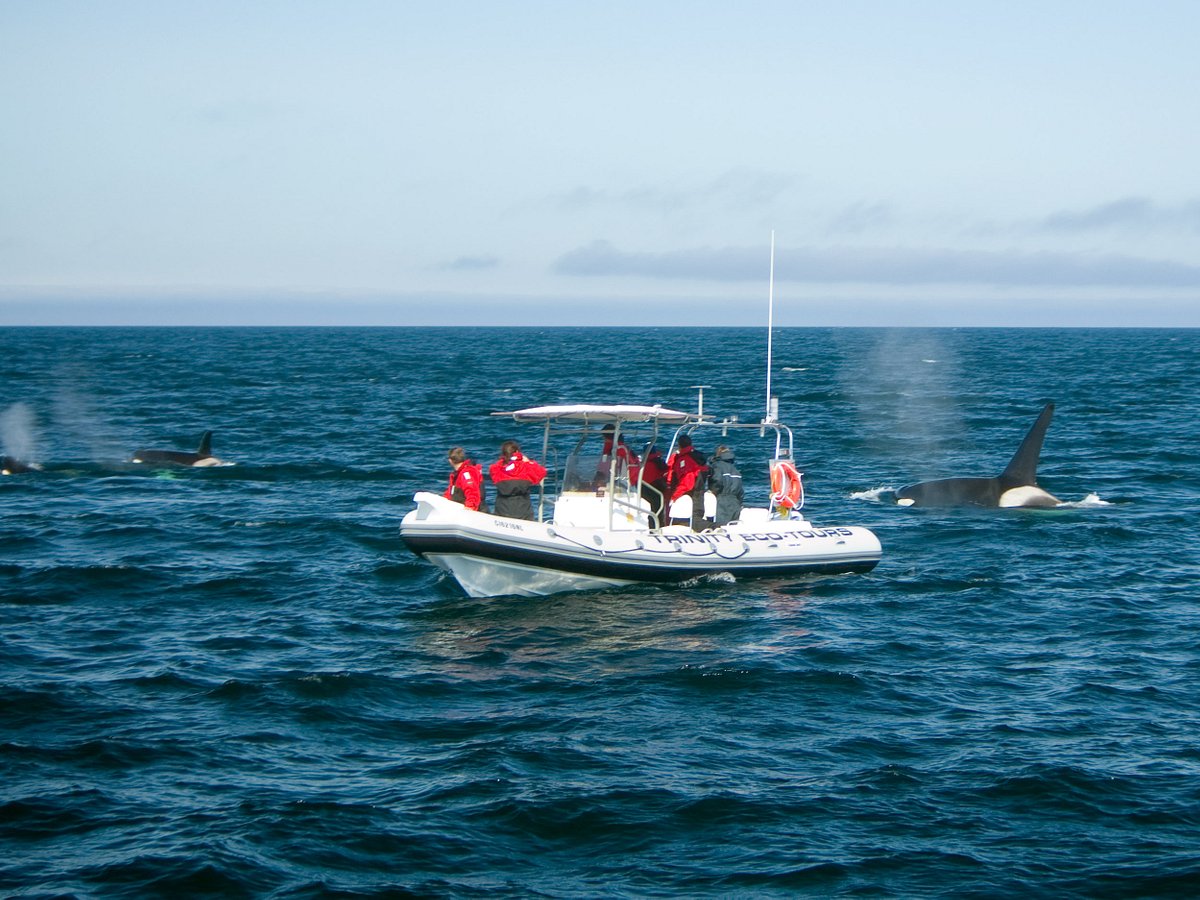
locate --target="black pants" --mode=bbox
[641,483,666,529]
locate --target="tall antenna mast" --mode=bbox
[765,231,777,423]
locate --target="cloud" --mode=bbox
[1039,197,1200,233]
[552,241,1200,287]
[553,241,760,280]
[550,168,794,215]
[439,255,501,271]
[826,202,895,235]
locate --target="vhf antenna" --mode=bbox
[765,231,778,424]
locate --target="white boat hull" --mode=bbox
[401,492,880,598]
[423,552,636,598]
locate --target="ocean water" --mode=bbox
[2,326,1198,898]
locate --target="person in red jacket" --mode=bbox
[599,423,641,485]
[638,443,669,529]
[666,434,708,528]
[445,446,485,511]
[489,440,547,520]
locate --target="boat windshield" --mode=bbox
[562,448,633,493]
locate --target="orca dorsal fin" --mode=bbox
[1000,402,1054,485]
[197,431,213,457]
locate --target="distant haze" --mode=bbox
[2,2,1198,326]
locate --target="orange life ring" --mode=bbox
[770,460,804,510]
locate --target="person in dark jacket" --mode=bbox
[445,446,485,511]
[489,440,547,520]
[708,445,744,526]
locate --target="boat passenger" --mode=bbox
[708,445,744,526]
[489,440,547,520]
[445,447,486,512]
[666,435,709,529]
[599,424,641,483]
[639,444,669,529]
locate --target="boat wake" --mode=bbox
[683,571,738,588]
[849,485,896,503]
[1056,493,1111,508]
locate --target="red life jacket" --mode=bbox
[666,449,706,500]
[640,451,668,488]
[445,461,484,510]
[489,451,546,485]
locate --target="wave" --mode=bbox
[4,326,1199,898]
[1057,492,1112,508]
[850,485,896,503]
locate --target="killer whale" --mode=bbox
[895,402,1059,508]
[132,431,224,467]
[2,455,41,475]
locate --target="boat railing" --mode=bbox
[493,405,794,529]
[608,491,652,527]
[638,480,665,528]
[671,418,796,462]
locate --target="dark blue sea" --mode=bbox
[2,326,1198,898]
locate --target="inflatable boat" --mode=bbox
[400,404,881,598]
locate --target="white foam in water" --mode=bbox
[682,571,737,588]
[850,485,895,503]
[1058,493,1111,508]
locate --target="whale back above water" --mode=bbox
[132,431,222,467]
[2,455,41,475]
[895,403,1059,508]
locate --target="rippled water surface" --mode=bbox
[2,327,1199,897]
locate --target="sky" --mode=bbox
[1,1,1198,326]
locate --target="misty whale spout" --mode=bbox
[895,403,1060,508]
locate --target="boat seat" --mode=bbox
[734,507,771,525]
[667,492,718,521]
[668,495,692,520]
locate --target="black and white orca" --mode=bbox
[131,431,225,467]
[895,402,1059,508]
[1,455,41,475]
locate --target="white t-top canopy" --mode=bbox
[493,404,695,424]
